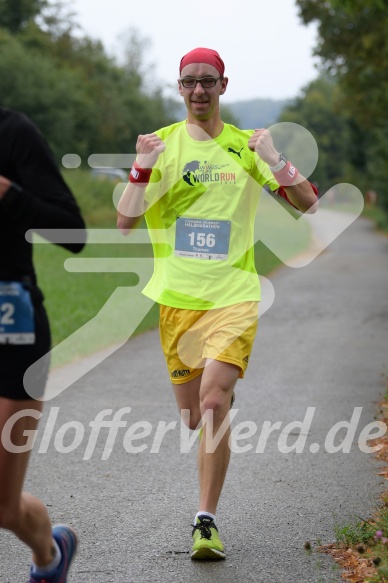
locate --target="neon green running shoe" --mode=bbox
[191,515,225,560]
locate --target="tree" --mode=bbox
[0,9,176,161]
[0,0,47,32]
[0,29,95,160]
[280,76,365,194]
[296,0,388,213]
[296,0,388,128]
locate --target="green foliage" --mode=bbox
[279,76,367,195]
[291,1,388,218]
[295,0,388,128]
[0,9,176,162]
[334,519,375,546]
[365,123,388,215]
[0,0,47,32]
[369,566,388,583]
[0,29,94,160]
[362,203,388,232]
[333,509,388,583]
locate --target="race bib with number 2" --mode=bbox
[0,282,35,344]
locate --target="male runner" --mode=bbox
[117,47,318,560]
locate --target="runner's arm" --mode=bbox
[280,180,318,213]
[248,128,318,214]
[117,133,165,235]
[117,182,148,235]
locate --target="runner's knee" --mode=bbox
[200,392,229,419]
[180,408,201,430]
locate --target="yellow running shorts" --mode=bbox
[159,301,259,384]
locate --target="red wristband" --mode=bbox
[272,161,299,186]
[129,160,152,184]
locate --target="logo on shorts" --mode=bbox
[243,355,250,364]
[171,369,191,378]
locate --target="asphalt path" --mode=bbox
[2,211,388,583]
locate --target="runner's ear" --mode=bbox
[219,77,228,95]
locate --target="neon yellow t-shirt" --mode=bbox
[142,121,279,310]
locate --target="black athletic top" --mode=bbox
[0,107,86,284]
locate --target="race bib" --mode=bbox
[175,218,231,260]
[0,282,35,344]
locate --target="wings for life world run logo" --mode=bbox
[182,160,236,186]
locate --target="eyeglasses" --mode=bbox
[179,76,223,89]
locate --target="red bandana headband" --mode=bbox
[179,48,225,77]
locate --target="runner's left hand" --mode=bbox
[248,129,279,167]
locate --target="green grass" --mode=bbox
[334,518,376,546]
[332,507,388,583]
[362,204,388,234]
[328,377,388,583]
[33,169,312,367]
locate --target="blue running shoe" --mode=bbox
[28,525,77,583]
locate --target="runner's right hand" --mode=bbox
[135,134,165,169]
